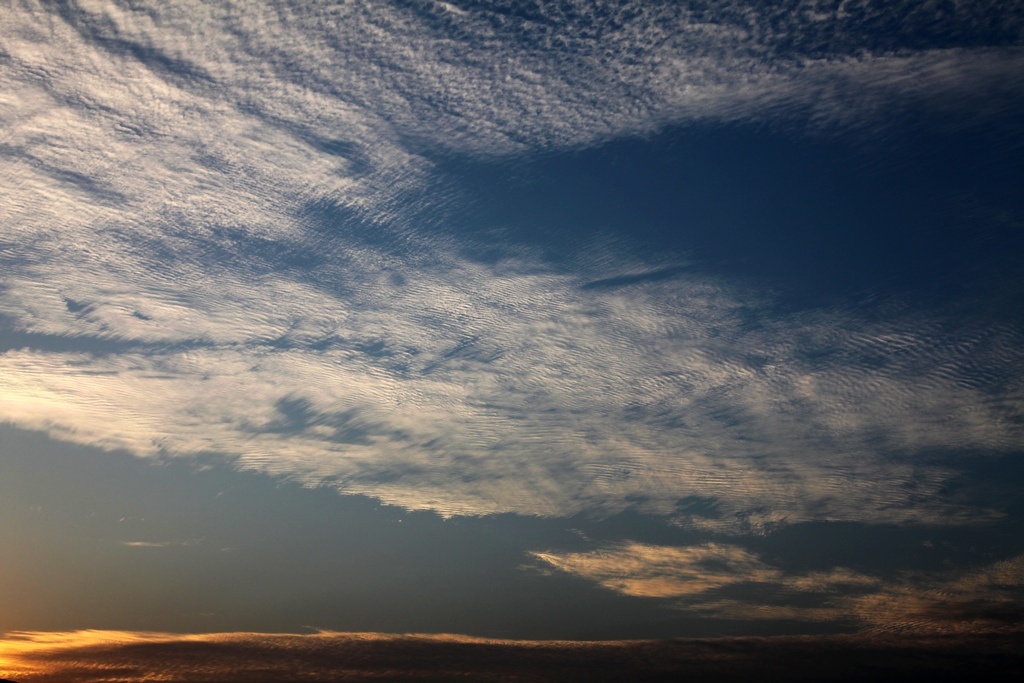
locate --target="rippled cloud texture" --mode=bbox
[2,0,1024,535]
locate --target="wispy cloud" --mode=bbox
[532,542,782,598]
[2,1,1022,529]
[851,555,1024,634]
[533,542,1024,633]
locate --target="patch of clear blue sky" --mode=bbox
[427,118,1023,318]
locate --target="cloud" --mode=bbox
[531,542,781,597]
[851,555,1024,634]
[1,263,1020,527]
[1,1,1023,529]
[2,627,1022,682]
[534,541,1024,633]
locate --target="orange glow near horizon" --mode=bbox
[0,630,214,681]
[1,627,1023,682]
[0,629,576,682]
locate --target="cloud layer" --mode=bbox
[2,1,1023,528]
[3,627,1023,682]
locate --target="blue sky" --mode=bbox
[1,0,1023,646]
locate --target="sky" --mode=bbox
[1,0,1024,672]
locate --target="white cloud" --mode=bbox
[120,541,171,548]
[1,265,1020,525]
[1,1,1022,528]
